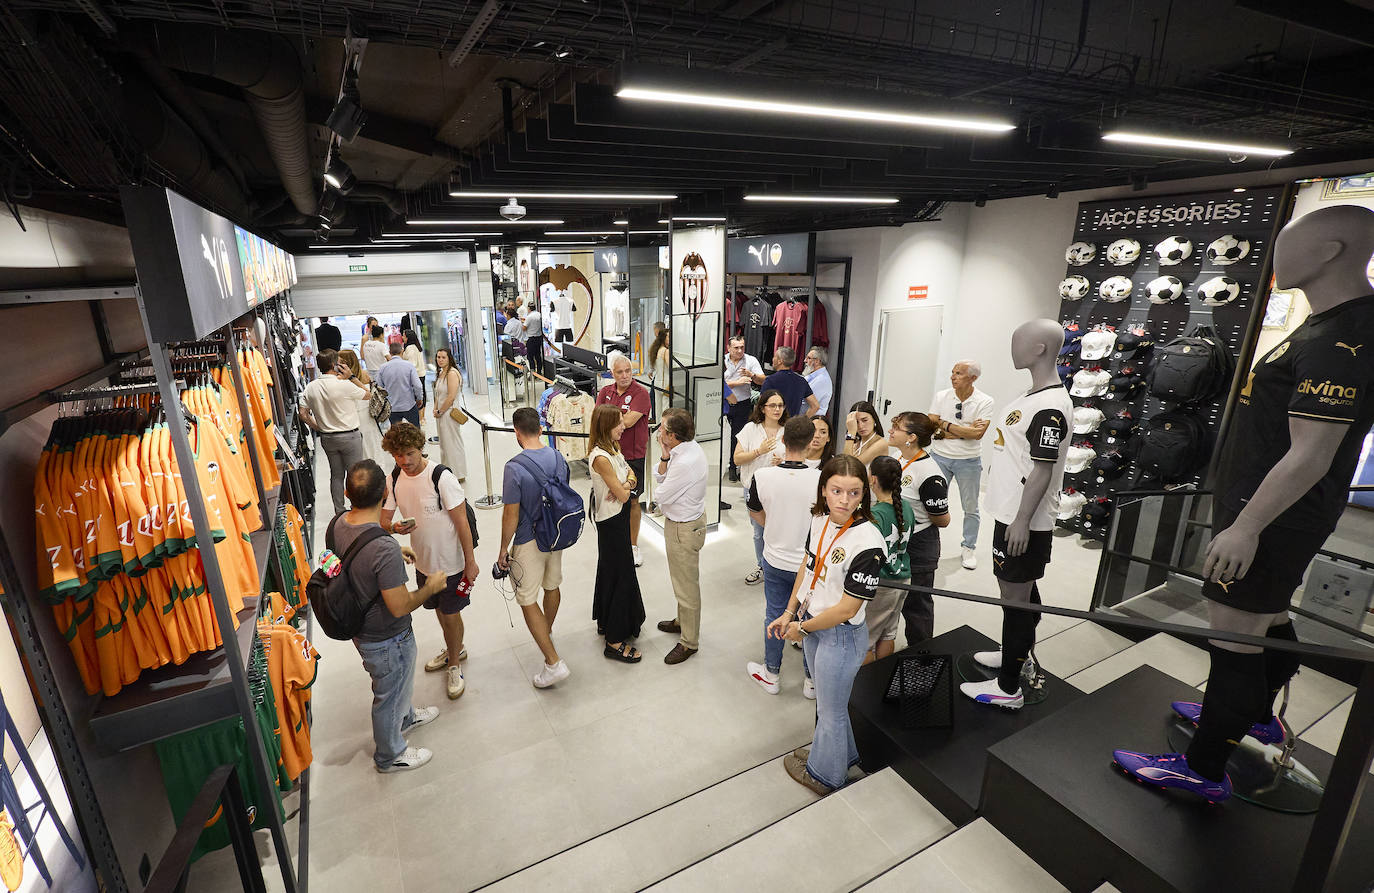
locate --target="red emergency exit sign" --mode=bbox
[908,285,928,300]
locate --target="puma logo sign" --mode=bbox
[1336,342,1363,357]
[1216,579,1234,593]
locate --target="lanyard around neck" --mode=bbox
[900,449,927,473]
[809,516,856,593]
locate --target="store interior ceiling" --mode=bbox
[6,0,1374,252]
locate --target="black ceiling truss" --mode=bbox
[3,1,1374,246]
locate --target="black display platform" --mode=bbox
[848,624,1084,825]
[982,666,1374,893]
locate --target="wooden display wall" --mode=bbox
[1056,186,1286,539]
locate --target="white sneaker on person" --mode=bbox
[962,547,977,570]
[803,677,816,700]
[745,567,762,585]
[377,746,433,773]
[447,666,465,700]
[533,659,571,689]
[633,545,644,567]
[747,662,780,695]
[402,706,439,735]
[960,678,1023,709]
[974,650,1003,670]
[425,647,468,672]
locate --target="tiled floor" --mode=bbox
[185,401,1370,892]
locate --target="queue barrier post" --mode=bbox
[475,419,503,509]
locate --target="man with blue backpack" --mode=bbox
[498,407,582,688]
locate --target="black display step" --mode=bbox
[848,624,1084,825]
[981,665,1374,893]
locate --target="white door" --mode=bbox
[874,305,944,419]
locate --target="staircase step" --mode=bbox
[480,755,820,892]
[1066,633,1209,693]
[646,768,952,891]
[857,818,1066,892]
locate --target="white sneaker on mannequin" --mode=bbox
[973,650,1002,670]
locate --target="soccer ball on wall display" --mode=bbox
[1060,275,1091,300]
[1206,235,1250,266]
[1146,275,1184,304]
[1106,238,1141,266]
[1099,276,1134,301]
[1198,276,1241,306]
[1154,236,1194,266]
[1066,242,1097,266]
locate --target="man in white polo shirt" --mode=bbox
[927,360,994,570]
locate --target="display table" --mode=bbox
[848,624,1084,824]
[981,666,1374,893]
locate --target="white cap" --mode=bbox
[1069,368,1110,398]
[1079,330,1117,361]
[1065,445,1096,474]
[1073,406,1105,434]
[1057,490,1089,519]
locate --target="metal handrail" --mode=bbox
[143,764,266,893]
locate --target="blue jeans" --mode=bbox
[931,454,982,549]
[354,627,418,768]
[761,559,810,677]
[751,519,765,569]
[803,618,866,789]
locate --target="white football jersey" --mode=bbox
[986,384,1074,530]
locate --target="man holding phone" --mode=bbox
[381,422,478,701]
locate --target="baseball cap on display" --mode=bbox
[1058,360,1079,384]
[1107,372,1144,399]
[1090,451,1129,480]
[1102,413,1136,442]
[1065,442,1097,474]
[1079,330,1117,361]
[1063,322,1084,346]
[1083,499,1114,527]
[1115,329,1155,355]
[1069,368,1111,398]
[1073,405,1106,434]
[1057,489,1089,520]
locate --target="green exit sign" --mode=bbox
[349,264,367,272]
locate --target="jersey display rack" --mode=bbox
[0,192,315,892]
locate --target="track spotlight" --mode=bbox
[323,160,356,193]
[326,78,368,142]
[1130,173,1148,191]
[1046,184,1060,199]
[974,194,987,208]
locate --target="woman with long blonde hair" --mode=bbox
[337,348,384,463]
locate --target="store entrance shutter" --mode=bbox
[289,272,466,317]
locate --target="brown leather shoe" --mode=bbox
[656,618,681,634]
[663,643,697,665]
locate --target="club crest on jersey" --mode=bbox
[1005,410,1022,426]
[1266,341,1291,363]
[829,547,846,564]
[902,475,913,487]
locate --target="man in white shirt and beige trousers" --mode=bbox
[653,408,709,665]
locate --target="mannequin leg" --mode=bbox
[1186,603,1288,781]
[1261,619,1301,723]
[997,579,1037,694]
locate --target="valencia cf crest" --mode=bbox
[1005,410,1022,426]
[830,547,845,564]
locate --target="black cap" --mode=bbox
[1084,499,1113,521]
[1090,452,1128,479]
[1102,416,1136,439]
[1108,374,1143,396]
[1115,330,1155,354]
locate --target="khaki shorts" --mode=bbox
[511,540,563,606]
[865,584,907,653]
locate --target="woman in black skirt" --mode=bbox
[588,403,646,662]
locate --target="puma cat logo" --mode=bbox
[1336,342,1363,357]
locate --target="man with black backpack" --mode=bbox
[498,407,574,689]
[331,460,447,774]
[381,422,478,702]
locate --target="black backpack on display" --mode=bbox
[309,516,391,641]
[1146,326,1234,405]
[389,464,480,547]
[1131,410,1213,486]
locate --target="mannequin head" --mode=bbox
[1010,318,1065,371]
[1273,205,1374,312]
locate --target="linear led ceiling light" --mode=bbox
[616,87,1016,134]
[407,219,564,225]
[381,231,501,237]
[658,216,726,223]
[1101,131,1292,158]
[448,190,677,200]
[308,244,410,249]
[542,230,620,236]
[743,195,898,204]
[612,219,629,226]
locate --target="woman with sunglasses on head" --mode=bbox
[888,411,951,645]
[734,388,789,585]
[768,455,887,794]
[842,401,888,466]
[806,416,835,468]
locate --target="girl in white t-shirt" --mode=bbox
[588,404,646,662]
[768,455,886,793]
[734,388,788,584]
